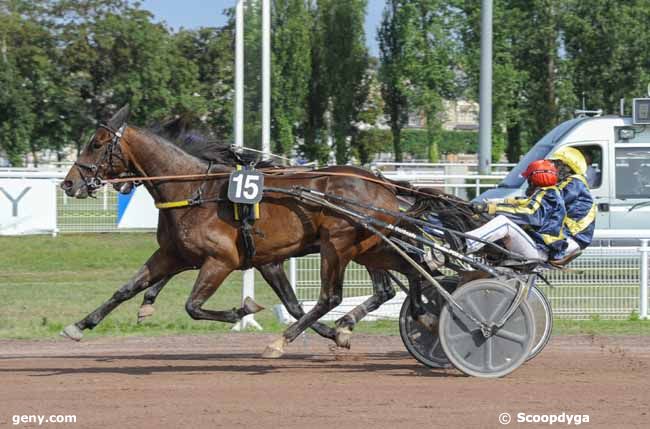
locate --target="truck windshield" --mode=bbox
[500,117,587,188]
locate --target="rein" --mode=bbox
[102,167,462,202]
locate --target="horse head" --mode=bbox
[61,105,133,198]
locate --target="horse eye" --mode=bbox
[92,141,102,149]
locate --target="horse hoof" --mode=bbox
[416,313,439,333]
[60,324,83,342]
[137,304,156,323]
[262,337,287,358]
[243,296,265,315]
[335,326,352,349]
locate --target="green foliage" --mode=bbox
[5,0,650,165]
[379,0,460,163]
[352,128,392,164]
[352,128,478,161]
[562,0,650,115]
[378,0,417,162]
[320,0,369,164]
[271,0,312,156]
[400,129,478,158]
[0,0,228,164]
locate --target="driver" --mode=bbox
[548,147,596,255]
[467,160,567,261]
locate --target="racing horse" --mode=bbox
[60,105,436,357]
[126,115,399,346]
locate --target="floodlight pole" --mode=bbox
[233,0,262,331]
[478,0,493,175]
[262,0,271,159]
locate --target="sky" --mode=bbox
[139,0,385,56]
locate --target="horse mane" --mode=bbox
[148,115,275,168]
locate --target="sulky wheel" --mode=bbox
[526,285,553,362]
[398,278,457,369]
[438,279,535,378]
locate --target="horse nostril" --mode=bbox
[61,180,73,190]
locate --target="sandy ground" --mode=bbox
[0,333,649,429]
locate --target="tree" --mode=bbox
[563,0,650,114]
[319,0,369,164]
[271,0,312,156]
[379,0,459,162]
[50,1,206,152]
[300,2,330,164]
[173,26,235,140]
[378,0,416,162]
[408,0,458,162]
[0,1,67,165]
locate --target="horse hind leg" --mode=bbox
[257,262,337,342]
[334,269,396,349]
[137,276,172,323]
[184,258,264,324]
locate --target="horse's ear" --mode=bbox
[108,104,130,129]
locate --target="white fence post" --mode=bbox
[640,239,649,320]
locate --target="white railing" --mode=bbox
[372,161,516,170]
[288,239,650,320]
[4,171,650,320]
[372,162,510,198]
[3,168,513,232]
[0,171,145,233]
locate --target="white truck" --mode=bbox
[478,98,650,231]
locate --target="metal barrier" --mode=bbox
[289,243,650,320]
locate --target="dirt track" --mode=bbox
[0,333,649,428]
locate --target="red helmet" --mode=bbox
[522,160,558,187]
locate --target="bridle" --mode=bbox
[74,123,130,194]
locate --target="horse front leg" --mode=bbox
[334,269,396,349]
[257,262,337,342]
[61,249,186,341]
[184,257,264,323]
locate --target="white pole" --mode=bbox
[234,0,245,149]
[478,0,493,174]
[232,0,262,331]
[261,0,271,159]
[640,239,649,320]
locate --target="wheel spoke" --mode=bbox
[465,296,486,322]
[488,295,511,323]
[446,329,471,342]
[484,336,494,370]
[495,328,527,345]
[428,335,441,356]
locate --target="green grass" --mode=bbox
[1,234,649,340]
[553,319,650,335]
